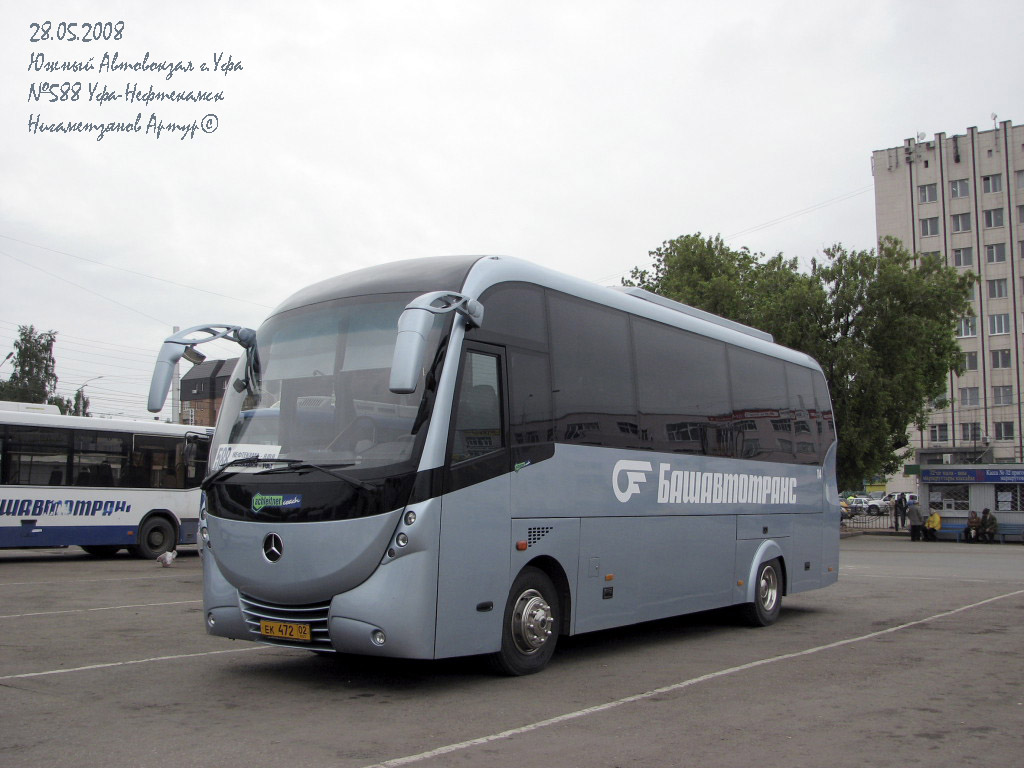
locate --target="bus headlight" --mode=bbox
[396,532,409,548]
[200,526,210,546]
[404,510,416,526]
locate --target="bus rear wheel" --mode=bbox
[489,566,560,676]
[130,516,176,560]
[740,558,782,627]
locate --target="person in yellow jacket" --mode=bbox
[923,510,942,542]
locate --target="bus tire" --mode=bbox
[130,516,177,559]
[489,566,560,676]
[81,545,122,557]
[741,558,782,627]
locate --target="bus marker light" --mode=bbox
[605,574,614,581]
[737,580,744,587]
[516,541,528,551]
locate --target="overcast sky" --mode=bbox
[1,0,1021,420]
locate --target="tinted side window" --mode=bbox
[474,283,548,348]
[75,431,130,487]
[729,347,789,462]
[633,318,731,455]
[450,351,504,464]
[548,293,637,448]
[786,364,822,465]
[1,425,71,485]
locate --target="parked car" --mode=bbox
[882,492,919,513]
[845,495,875,515]
[839,499,856,520]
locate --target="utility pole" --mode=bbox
[170,325,181,423]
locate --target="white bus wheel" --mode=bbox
[490,566,559,676]
[741,558,782,627]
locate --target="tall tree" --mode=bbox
[0,325,75,414]
[627,234,973,488]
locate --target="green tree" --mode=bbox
[0,325,75,414]
[627,234,973,488]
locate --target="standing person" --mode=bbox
[964,510,981,543]
[923,508,942,542]
[978,508,999,543]
[907,496,924,542]
[894,493,908,531]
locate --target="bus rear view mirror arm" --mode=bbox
[148,324,257,413]
[389,291,483,395]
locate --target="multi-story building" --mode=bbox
[872,120,1024,464]
[178,358,237,426]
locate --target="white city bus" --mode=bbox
[0,406,212,557]
[149,256,840,674]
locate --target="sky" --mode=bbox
[1,0,1021,420]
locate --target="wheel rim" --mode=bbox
[758,565,779,612]
[147,525,167,549]
[510,588,554,655]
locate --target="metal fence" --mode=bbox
[842,510,901,531]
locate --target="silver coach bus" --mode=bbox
[148,256,840,674]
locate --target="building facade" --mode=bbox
[179,358,237,426]
[872,120,1024,464]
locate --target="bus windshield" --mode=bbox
[214,294,445,474]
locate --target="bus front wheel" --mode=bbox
[740,558,782,627]
[130,516,176,560]
[490,566,560,676]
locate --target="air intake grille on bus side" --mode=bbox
[527,526,553,547]
[238,593,334,652]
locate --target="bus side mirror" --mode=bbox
[148,324,257,413]
[388,292,483,395]
[389,307,435,395]
[148,342,187,412]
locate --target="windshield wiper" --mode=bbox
[254,459,375,491]
[201,456,268,490]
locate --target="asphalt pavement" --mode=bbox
[1,536,1022,768]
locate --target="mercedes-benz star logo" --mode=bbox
[262,533,283,563]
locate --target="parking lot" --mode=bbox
[2,536,1022,768]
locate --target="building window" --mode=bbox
[920,217,939,237]
[963,351,978,371]
[982,174,1003,194]
[951,179,969,198]
[959,387,980,407]
[962,422,981,441]
[989,313,1010,335]
[956,317,977,338]
[929,423,949,442]
[984,208,1004,228]
[918,183,937,203]
[988,278,1008,298]
[995,421,1015,441]
[953,247,973,267]
[986,243,1007,263]
[991,349,1011,369]
[1018,205,1024,225]
[993,385,1014,406]
[952,212,971,233]
[1018,170,1024,189]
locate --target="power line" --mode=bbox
[0,233,273,309]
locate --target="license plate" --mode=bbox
[260,619,311,642]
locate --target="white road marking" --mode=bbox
[0,646,269,681]
[364,589,1024,768]
[0,599,201,619]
